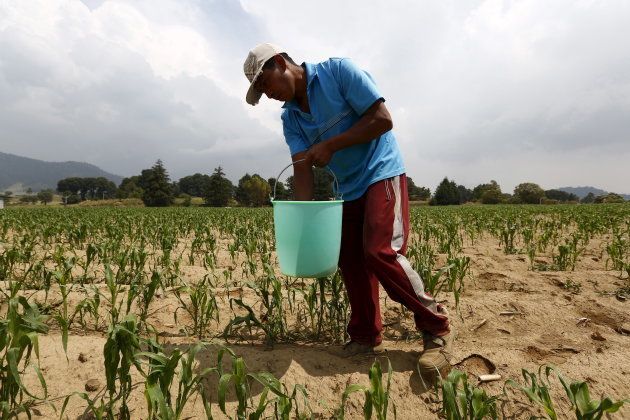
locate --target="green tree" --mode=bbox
[117,176,143,199]
[407,177,431,201]
[171,181,181,197]
[285,168,335,200]
[204,167,234,207]
[313,168,335,200]
[482,189,503,204]
[138,160,173,207]
[514,182,545,204]
[36,189,54,205]
[179,173,211,197]
[457,185,473,203]
[431,177,460,205]
[19,195,38,204]
[1,191,12,204]
[66,194,81,205]
[594,193,625,203]
[57,177,116,200]
[179,193,192,207]
[581,192,596,204]
[268,177,290,200]
[57,177,83,196]
[545,189,578,202]
[236,174,253,205]
[236,173,270,206]
[94,177,117,199]
[473,180,502,203]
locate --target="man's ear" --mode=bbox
[275,54,287,72]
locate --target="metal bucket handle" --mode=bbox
[271,158,342,201]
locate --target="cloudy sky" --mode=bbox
[1,0,629,193]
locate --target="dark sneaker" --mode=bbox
[339,341,386,358]
[417,307,454,382]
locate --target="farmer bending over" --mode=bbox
[243,43,454,380]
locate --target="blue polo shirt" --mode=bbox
[281,58,405,201]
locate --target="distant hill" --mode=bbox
[557,186,630,201]
[0,152,122,193]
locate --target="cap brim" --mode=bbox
[245,68,264,105]
[246,85,263,105]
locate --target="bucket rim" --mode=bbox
[271,199,344,205]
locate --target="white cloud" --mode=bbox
[0,0,629,192]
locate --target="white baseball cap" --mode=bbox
[243,43,285,105]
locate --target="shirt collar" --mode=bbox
[282,62,318,110]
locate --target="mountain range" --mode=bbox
[0,151,628,199]
[557,186,630,201]
[0,152,122,193]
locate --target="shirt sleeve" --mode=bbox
[334,58,384,116]
[281,111,309,156]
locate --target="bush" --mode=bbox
[66,194,81,205]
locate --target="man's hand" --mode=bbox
[305,141,334,167]
[303,100,392,167]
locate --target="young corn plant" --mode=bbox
[217,351,252,419]
[418,263,457,306]
[504,365,558,419]
[445,256,470,312]
[439,369,499,420]
[248,372,312,419]
[0,281,49,419]
[51,255,77,358]
[139,341,215,420]
[72,285,103,331]
[556,371,628,420]
[336,358,396,420]
[222,298,267,344]
[103,314,144,420]
[215,346,312,420]
[138,270,162,326]
[499,220,519,255]
[174,275,220,339]
[61,392,111,420]
[552,233,583,271]
[245,263,288,344]
[606,229,629,278]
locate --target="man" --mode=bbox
[243,43,453,380]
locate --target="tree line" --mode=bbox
[429,177,626,205]
[33,160,626,207]
[54,160,326,207]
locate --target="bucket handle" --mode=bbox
[271,158,342,201]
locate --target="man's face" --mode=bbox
[254,57,294,102]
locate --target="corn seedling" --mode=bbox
[103,314,144,419]
[556,370,628,419]
[336,358,396,420]
[139,341,215,420]
[0,281,49,418]
[439,369,499,420]
[504,365,558,419]
[174,276,220,339]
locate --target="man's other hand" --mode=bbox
[305,141,334,167]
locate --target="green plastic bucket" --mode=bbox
[271,160,343,278]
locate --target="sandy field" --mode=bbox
[3,227,625,420]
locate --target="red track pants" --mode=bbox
[338,174,449,345]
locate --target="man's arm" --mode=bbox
[305,99,392,167]
[291,151,314,200]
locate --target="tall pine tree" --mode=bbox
[204,167,234,207]
[432,177,460,205]
[138,160,173,207]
